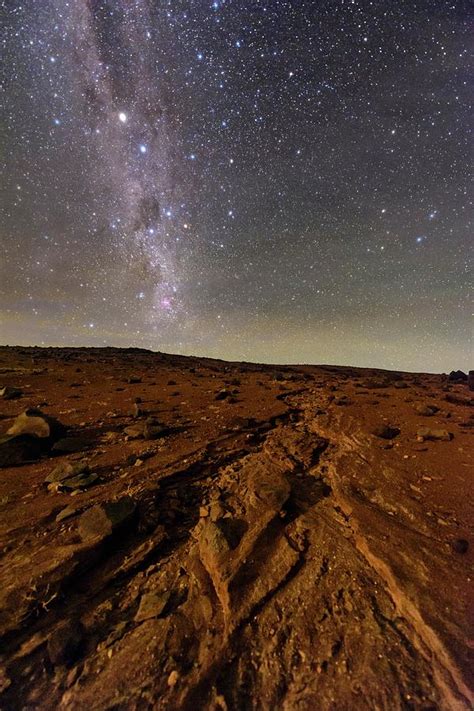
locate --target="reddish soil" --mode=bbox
[0,346,472,710]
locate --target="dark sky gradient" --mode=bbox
[1,0,472,371]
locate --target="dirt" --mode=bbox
[0,346,472,710]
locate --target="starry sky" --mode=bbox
[1,0,472,371]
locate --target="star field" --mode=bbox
[1,0,472,371]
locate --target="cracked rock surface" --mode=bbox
[0,346,472,710]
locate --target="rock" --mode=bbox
[143,418,168,440]
[51,436,94,454]
[56,505,77,522]
[451,538,469,554]
[0,666,11,693]
[363,379,389,389]
[0,434,43,467]
[0,386,22,400]
[131,402,142,418]
[215,388,231,401]
[124,424,144,439]
[134,590,170,621]
[45,461,89,483]
[7,409,66,441]
[372,425,400,440]
[393,381,409,389]
[414,404,437,417]
[78,497,136,542]
[60,472,99,491]
[101,622,128,649]
[416,427,453,442]
[448,370,467,382]
[128,376,142,384]
[334,396,352,406]
[469,371,474,392]
[445,393,473,406]
[167,670,179,688]
[47,620,84,667]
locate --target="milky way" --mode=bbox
[1,1,472,371]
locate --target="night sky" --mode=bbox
[1,1,472,371]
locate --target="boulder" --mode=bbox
[448,370,467,382]
[7,409,66,442]
[468,371,474,392]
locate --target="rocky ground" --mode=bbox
[0,346,472,711]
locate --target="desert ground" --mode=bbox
[0,346,472,710]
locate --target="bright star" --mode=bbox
[118,112,127,123]
[139,144,147,154]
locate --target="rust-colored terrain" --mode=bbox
[0,346,472,710]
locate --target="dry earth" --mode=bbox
[0,346,472,710]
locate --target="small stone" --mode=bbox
[61,472,99,491]
[0,386,22,400]
[56,505,77,522]
[134,591,170,621]
[131,402,142,418]
[215,389,230,401]
[414,404,437,417]
[416,427,453,442]
[128,376,142,384]
[452,538,468,554]
[334,396,352,406]
[0,666,11,693]
[167,670,179,688]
